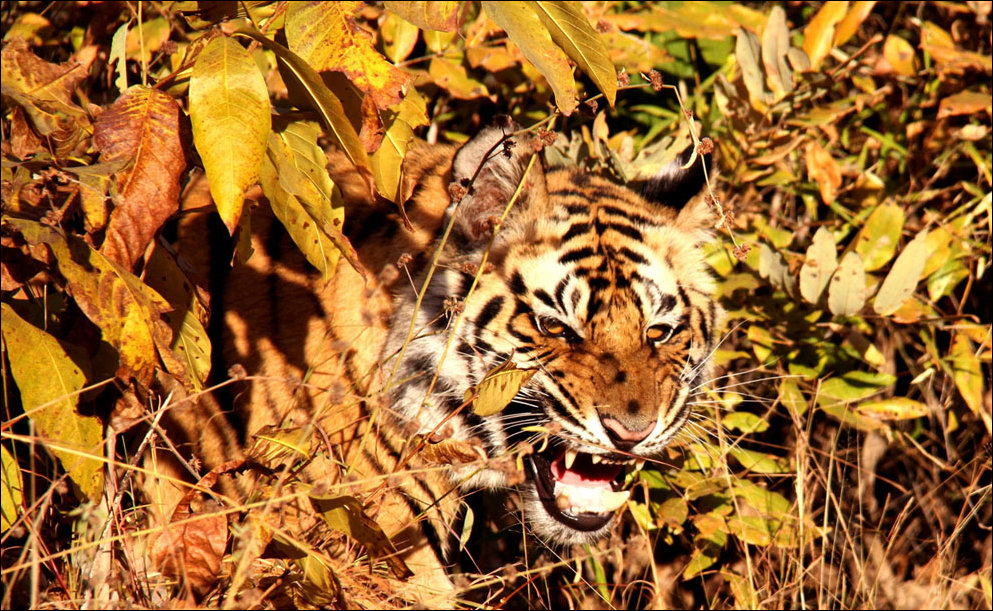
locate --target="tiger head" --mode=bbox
[385,123,722,545]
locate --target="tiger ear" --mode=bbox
[640,146,714,231]
[448,121,546,245]
[640,146,712,212]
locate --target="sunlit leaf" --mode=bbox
[1,303,103,501]
[371,89,429,204]
[834,1,876,47]
[728,447,791,474]
[853,201,904,271]
[381,10,420,63]
[285,2,412,111]
[882,34,917,76]
[735,27,768,111]
[937,90,993,119]
[818,370,895,407]
[723,412,770,434]
[805,140,842,205]
[529,1,617,107]
[1,446,24,532]
[800,226,839,305]
[856,397,928,421]
[429,56,492,100]
[949,334,984,418]
[873,229,928,316]
[94,86,185,269]
[802,0,848,70]
[384,1,463,32]
[189,36,270,235]
[482,1,578,115]
[234,24,372,193]
[465,357,537,417]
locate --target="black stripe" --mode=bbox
[508,271,527,297]
[554,277,570,311]
[607,223,643,241]
[559,246,595,265]
[474,295,504,330]
[562,223,590,241]
[533,288,556,309]
[659,294,677,313]
[618,246,649,265]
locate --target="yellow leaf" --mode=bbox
[834,1,876,47]
[853,200,905,271]
[285,2,412,111]
[1,446,24,532]
[802,1,848,70]
[873,229,928,316]
[189,37,270,235]
[380,11,420,64]
[882,34,917,76]
[949,335,984,419]
[857,398,928,421]
[309,494,413,580]
[371,90,429,204]
[1,304,104,501]
[528,1,617,107]
[465,357,537,417]
[482,1,578,115]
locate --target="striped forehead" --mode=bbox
[508,172,687,325]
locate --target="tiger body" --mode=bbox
[187,123,721,598]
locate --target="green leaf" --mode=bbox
[1,445,24,532]
[528,1,616,107]
[189,36,270,235]
[722,411,769,434]
[799,226,838,305]
[873,229,928,316]
[818,370,896,407]
[728,447,792,473]
[828,251,866,316]
[1,304,104,501]
[481,1,578,115]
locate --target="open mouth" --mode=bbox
[524,445,636,532]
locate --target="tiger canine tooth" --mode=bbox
[599,489,631,512]
[563,448,578,470]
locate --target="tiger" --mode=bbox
[167,119,722,602]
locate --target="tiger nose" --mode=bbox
[599,411,656,451]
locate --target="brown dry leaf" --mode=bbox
[413,434,486,466]
[150,463,240,600]
[385,1,463,32]
[937,90,992,119]
[94,87,186,270]
[309,494,413,580]
[285,1,412,111]
[21,221,182,386]
[805,140,842,204]
[0,39,90,158]
[920,20,993,76]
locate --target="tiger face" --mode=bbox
[385,124,721,545]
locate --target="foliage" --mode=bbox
[1,1,990,609]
